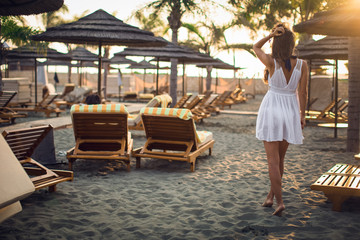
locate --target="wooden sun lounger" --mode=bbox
[173,94,192,108]
[0,133,35,223]
[2,125,73,192]
[311,163,360,211]
[0,91,27,123]
[128,94,172,130]
[190,94,212,122]
[305,98,344,122]
[132,108,215,172]
[11,92,64,117]
[67,104,133,171]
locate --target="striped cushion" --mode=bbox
[154,94,172,108]
[71,104,129,114]
[196,130,213,146]
[140,107,213,144]
[140,107,193,120]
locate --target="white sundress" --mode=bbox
[256,58,304,145]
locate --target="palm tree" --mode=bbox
[131,11,170,38]
[0,16,42,91]
[141,0,200,105]
[38,4,69,29]
[181,21,232,92]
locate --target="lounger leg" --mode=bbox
[68,159,75,171]
[209,148,212,156]
[190,160,195,172]
[126,161,131,172]
[49,185,57,192]
[325,194,350,212]
[136,157,141,168]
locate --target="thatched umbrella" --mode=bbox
[5,46,70,103]
[0,0,64,16]
[110,55,137,65]
[31,9,167,97]
[293,0,360,152]
[195,58,241,93]
[0,0,64,92]
[296,36,348,137]
[127,60,160,93]
[117,39,214,97]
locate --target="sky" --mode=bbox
[22,0,346,79]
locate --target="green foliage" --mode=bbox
[1,16,41,47]
[39,4,69,29]
[180,21,231,56]
[228,0,349,30]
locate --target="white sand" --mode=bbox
[1,95,359,239]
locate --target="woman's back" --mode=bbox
[269,59,302,91]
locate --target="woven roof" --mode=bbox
[293,3,360,36]
[5,46,70,60]
[195,58,240,70]
[296,36,348,60]
[110,55,137,65]
[31,9,167,47]
[0,0,63,16]
[127,60,158,69]
[116,38,215,63]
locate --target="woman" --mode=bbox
[253,23,308,216]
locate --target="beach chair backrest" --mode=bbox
[0,134,35,214]
[0,91,17,108]
[186,95,201,110]
[60,83,75,98]
[140,107,199,151]
[174,94,192,108]
[2,125,53,161]
[71,104,129,150]
[38,93,58,108]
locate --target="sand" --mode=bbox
[1,95,359,239]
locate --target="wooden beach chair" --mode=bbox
[0,134,35,223]
[305,98,344,122]
[190,93,212,121]
[311,163,360,211]
[55,87,93,109]
[132,107,215,172]
[128,94,172,130]
[11,92,65,117]
[184,95,202,110]
[2,125,73,193]
[230,87,247,103]
[173,93,192,108]
[66,104,133,171]
[0,91,27,123]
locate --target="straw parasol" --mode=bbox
[31,9,167,97]
[293,1,360,152]
[293,5,360,36]
[296,36,348,60]
[116,38,215,95]
[5,46,70,103]
[296,36,348,138]
[0,0,64,16]
[110,55,137,65]
[195,58,242,93]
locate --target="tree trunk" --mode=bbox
[169,28,178,106]
[347,37,360,152]
[206,66,212,91]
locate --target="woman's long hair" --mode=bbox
[263,23,296,83]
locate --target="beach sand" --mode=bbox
[1,95,359,239]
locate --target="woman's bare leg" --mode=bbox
[263,141,285,216]
[262,140,289,209]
